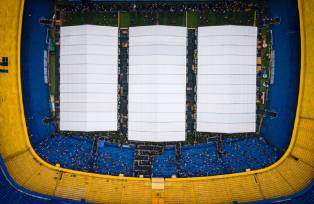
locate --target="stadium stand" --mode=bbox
[21,0,55,146]
[222,137,280,173]
[178,142,221,177]
[261,0,301,151]
[35,136,134,176]
[0,0,313,203]
[149,137,281,178]
[0,157,84,204]
[152,147,177,178]
[274,182,314,203]
[247,180,314,203]
[21,0,283,179]
[35,135,94,172]
[134,143,164,177]
[94,141,134,176]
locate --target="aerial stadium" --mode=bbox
[0,0,313,203]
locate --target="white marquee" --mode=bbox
[59,25,118,131]
[128,25,187,142]
[197,25,257,133]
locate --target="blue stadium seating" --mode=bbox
[152,147,177,178]
[178,142,221,177]
[1,152,312,204]
[222,137,281,173]
[21,0,55,146]
[93,141,134,176]
[261,0,300,151]
[34,135,281,178]
[35,135,94,172]
[2,0,311,202]
[20,0,290,181]
[151,137,281,178]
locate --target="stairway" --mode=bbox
[175,143,183,177]
[133,143,164,177]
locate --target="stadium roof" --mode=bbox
[60,25,118,131]
[128,25,186,141]
[197,25,257,133]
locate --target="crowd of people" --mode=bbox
[35,135,134,175]
[152,147,177,177]
[61,1,262,14]
[59,0,274,30]
[151,136,281,178]
[177,143,222,177]
[93,140,134,176]
[27,0,279,178]
[221,137,281,173]
[59,0,268,27]
[35,134,280,178]
[35,135,94,172]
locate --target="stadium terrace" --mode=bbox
[0,0,313,203]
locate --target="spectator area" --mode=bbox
[19,0,296,180]
[0,0,312,203]
[152,137,281,178]
[35,136,134,176]
[152,147,177,178]
[178,142,221,177]
[35,135,94,172]
[94,141,134,176]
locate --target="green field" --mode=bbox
[199,11,255,26]
[259,27,272,96]
[48,29,56,97]
[63,10,255,28]
[187,12,198,28]
[119,12,130,27]
[63,12,118,26]
[49,53,56,96]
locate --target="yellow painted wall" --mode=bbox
[0,0,313,203]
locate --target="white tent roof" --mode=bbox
[128,25,187,142]
[59,25,118,131]
[197,25,257,133]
